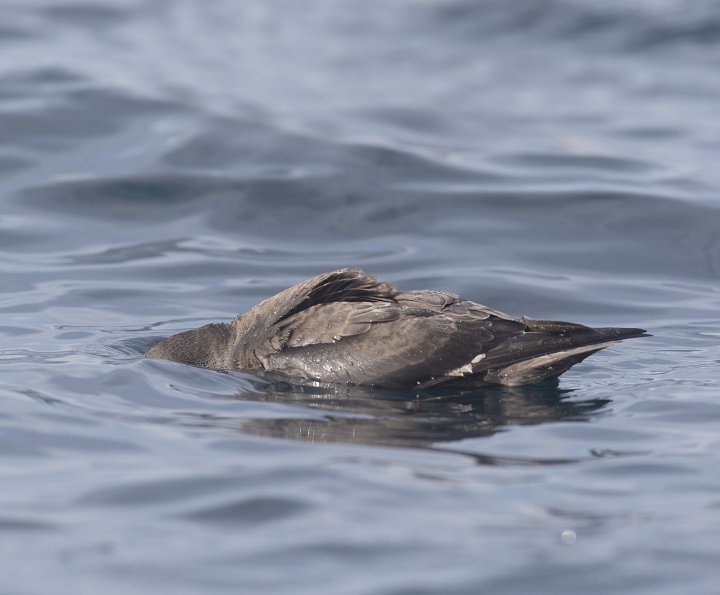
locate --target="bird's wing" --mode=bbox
[235,272,642,388]
[232,268,396,367]
[263,296,644,388]
[269,300,402,350]
[268,289,482,351]
[260,293,527,387]
[242,268,395,327]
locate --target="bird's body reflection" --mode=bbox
[231,374,609,462]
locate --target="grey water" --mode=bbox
[1,0,720,593]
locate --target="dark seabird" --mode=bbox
[145,268,647,388]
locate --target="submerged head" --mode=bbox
[145,322,233,369]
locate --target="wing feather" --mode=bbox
[233,268,396,367]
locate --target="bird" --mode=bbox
[145,268,647,389]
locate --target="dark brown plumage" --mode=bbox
[145,268,647,388]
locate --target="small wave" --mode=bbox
[424,0,720,51]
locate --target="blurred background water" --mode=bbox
[1,0,720,593]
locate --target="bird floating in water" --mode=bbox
[145,268,646,388]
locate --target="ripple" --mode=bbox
[0,25,34,42]
[18,174,217,218]
[493,152,656,174]
[0,425,143,456]
[1,67,87,86]
[39,4,132,28]
[352,106,460,135]
[64,240,186,265]
[79,475,244,506]
[0,155,32,174]
[424,0,720,52]
[184,496,309,526]
[0,517,57,532]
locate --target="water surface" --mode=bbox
[2,1,720,593]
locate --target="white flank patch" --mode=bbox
[447,352,486,376]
